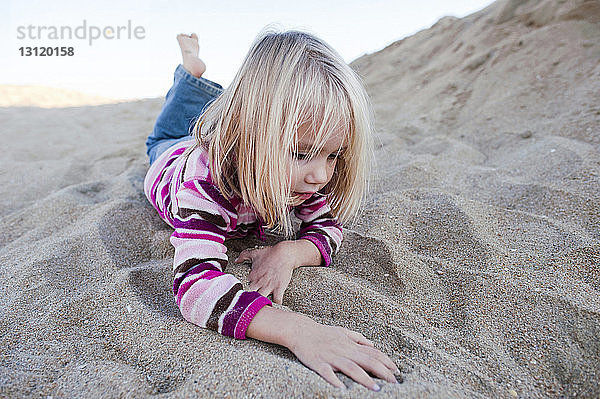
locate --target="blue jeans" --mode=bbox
[145,65,224,165]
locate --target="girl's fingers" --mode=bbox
[353,350,397,384]
[248,275,265,292]
[273,287,284,304]
[235,245,274,263]
[236,247,265,263]
[346,331,399,373]
[248,269,265,283]
[347,331,374,347]
[316,364,346,389]
[257,286,272,298]
[364,345,400,374]
[335,358,379,391]
[234,250,251,263]
[250,279,273,298]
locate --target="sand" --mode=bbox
[1,0,599,397]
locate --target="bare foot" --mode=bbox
[177,33,206,78]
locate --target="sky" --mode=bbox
[1,0,496,100]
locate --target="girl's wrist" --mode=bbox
[277,239,323,269]
[246,305,314,349]
[283,313,319,352]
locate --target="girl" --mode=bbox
[144,29,399,391]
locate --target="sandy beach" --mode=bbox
[1,0,599,397]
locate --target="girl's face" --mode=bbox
[289,121,347,204]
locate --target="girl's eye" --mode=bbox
[292,152,340,161]
[292,152,308,160]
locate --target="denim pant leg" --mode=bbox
[146,64,224,164]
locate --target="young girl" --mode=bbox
[144,29,399,391]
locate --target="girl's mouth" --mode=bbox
[294,192,314,200]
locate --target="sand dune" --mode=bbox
[1,0,598,397]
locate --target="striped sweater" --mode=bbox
[143,138,343,339]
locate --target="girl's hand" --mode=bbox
[287,316,400,391]
[234,242,298,304]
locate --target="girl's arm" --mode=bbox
[172,183,397,390]
[294,194,343,267]
[170,181,272,339]
[246,305,399,391]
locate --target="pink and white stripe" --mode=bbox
[144,140,343,338]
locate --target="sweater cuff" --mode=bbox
[234,295,272,339]
[298,233,331,267]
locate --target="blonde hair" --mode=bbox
[183,27,374,237]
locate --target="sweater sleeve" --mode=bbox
[293,194,343,267]
[171,179,271,339]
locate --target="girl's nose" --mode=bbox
[305,158,329,185]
